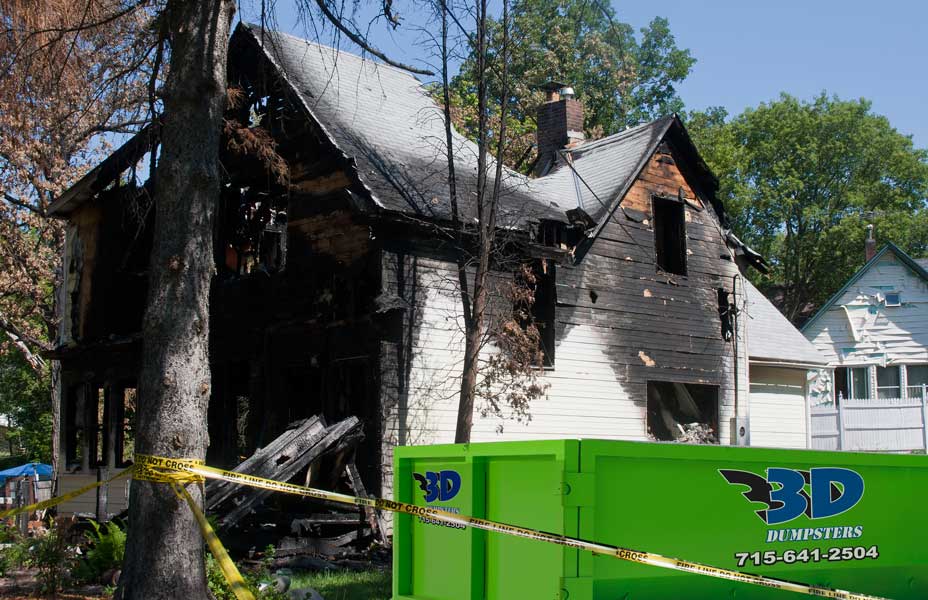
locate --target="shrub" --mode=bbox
[0,523,29,577]
[205,551,286,600]
[27,517,80,593]
[74,519,126,582]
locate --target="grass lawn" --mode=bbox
[289,569,391,600]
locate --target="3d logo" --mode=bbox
[413,470,462,503]
[720,467,865,525]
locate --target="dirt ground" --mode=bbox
[0,570,107,599]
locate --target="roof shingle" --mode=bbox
[745,279,828,366]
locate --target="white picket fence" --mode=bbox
[811,385,928,452]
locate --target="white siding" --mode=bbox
[57,473,131,517]
[380,259,642,498]
[749,366,809,449]
[380,254,748,499]
[804,252,928,367]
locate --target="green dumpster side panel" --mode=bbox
[581,440,926,599]
[393,440,578,600]
[393,440,927,600]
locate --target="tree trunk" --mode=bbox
[50,360,61,494]
[455,318,482,443]
[116,0,234,597]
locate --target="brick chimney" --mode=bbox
[534,81,584,176]
[865,224,877,262]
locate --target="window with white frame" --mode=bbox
[835,366,870,402]
[906,365,928,399]
[876,366,901,399]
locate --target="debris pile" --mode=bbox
[206,415,389,568]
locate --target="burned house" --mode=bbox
[48,23,779,515]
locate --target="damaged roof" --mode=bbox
[745,279,828,367]
[48,24,766,272]
[537,117,676,219]
[241,23,566,228]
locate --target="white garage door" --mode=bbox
[749,366,808,449]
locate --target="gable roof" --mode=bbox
[801,243,928,333]
[745,279,828,367]
[537,117,675,219]
[240,23,565,228]
[47,24,764,273]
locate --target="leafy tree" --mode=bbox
[0,0,152,369]
[686,94,928,322]
[447,0,695,168]
[0,350,52,461]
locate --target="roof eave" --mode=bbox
[749,358,831,370]
[48,124,158,218]
[800,243,928,333]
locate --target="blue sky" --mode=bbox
[262,0,927,149]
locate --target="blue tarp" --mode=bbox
[0,463,52,484]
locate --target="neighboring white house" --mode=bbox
[744,280,830,449]
[802,243,928,452]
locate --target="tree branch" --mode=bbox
[312,0,434,76]
[0,310,49,373]
[2,193,46,218]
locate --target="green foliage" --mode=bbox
[206,552,240,600]
[0,522,29,577]
[289,569,391,600]
[205,552,285,600]
[74,519,126,582]
[446,0,694,168]
[25,518,80,593]
[0,349,52,462]
[686,94,928,321]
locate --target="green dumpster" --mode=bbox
[392,440,926,599]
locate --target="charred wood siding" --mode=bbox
[378,147,749,498]
[568,148,746,442]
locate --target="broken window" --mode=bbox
[218,187,288,276]
[652,196,686,276]
[65,383,135,471]
[646,381,718,443]
[532,261,556,367]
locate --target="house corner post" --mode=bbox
[836,397,846,451]
[921,384,928,453]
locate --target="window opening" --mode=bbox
[652,196,686,276]
[122,387,137,465]
[847,367,870,400]
[906,365,928,400]
[876,365,901,399]
[835,367,870,402]
[884,292,901,307]
[532,262,556,367]
[646,381,718,443]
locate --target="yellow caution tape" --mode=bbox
[133,455,254,600]
[172,482,254,600]
[0,466,133,520]
[6,454,890,600]
[137,455,889,600]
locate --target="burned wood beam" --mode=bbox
[276,529,367,557]
[346,461,388,546]
[213,416,364,531]
[206,416,327,509]
[289,171,352,196]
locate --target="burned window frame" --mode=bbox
[532,261,557,368]
[646,380,720,444]
[651,195,687,276]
